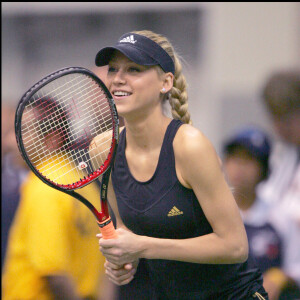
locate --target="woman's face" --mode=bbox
[106,51,165,120]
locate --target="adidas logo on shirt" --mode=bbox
[167,206,183,217]
[119,35,137,44]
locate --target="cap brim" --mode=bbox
[95,44,157,67]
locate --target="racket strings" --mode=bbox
[23,102,112,160]
[23,80,110,146]
[21,73,114,186]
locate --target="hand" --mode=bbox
[263,268,288,300]
[97,228,143,265]
[263,276,281,300]
[104,259,139,286]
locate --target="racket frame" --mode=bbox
[15,67,119,231]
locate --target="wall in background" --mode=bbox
[2,2,300,151]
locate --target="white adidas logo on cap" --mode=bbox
[119,34,137,44]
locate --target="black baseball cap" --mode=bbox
[95,32,175,75]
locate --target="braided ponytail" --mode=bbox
[133,30,192,125]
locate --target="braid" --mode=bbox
[169,56,192,125]
[133,30,192,125]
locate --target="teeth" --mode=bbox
[114,91,130,96]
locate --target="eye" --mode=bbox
[108,66,117,73]
[128,66,141,72]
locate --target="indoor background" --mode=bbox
[2,2,300,153]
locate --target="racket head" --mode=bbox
[15,67,119,192]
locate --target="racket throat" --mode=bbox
[97,217,112,228]
[94,208,110,224]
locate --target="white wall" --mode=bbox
[193,2,300,148]
[2,2,300,150]
[208,2,300,93]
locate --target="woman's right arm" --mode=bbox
[90,130,138,285]
[100,178,138,285]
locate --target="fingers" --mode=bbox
[124,263,133,270]
[104,260,133,271]
[105,261,137,286]
[107,272,135,286]
[100,247,131,265]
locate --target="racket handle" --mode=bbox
[97,217,118,239]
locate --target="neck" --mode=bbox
[124,114,171,152]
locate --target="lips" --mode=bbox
[112,90,132,97]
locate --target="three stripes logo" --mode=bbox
[167,206,183,217]
[119,35,137,44]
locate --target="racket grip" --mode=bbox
[97,217,118,239]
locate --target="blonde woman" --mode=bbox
[94,30,268,299]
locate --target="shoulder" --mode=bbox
[173,124,221,188]
[173,124,217,161]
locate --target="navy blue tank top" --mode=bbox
[112,119,266,299]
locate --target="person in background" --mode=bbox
[1,103,29,269]
[257,70,300,299]
[222,126,296,300]
[2,99,116,300]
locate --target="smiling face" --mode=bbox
[106,51,170,121]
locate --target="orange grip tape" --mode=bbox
[97,218,118,239]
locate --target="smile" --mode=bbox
[113,91,132,97]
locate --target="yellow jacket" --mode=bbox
[2,170,106,299]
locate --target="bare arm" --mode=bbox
[90,130,138,285]
[141,125,248,263]
[99,125,248,265]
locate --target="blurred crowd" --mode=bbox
[222,70,300,300]
[1,69,299,300]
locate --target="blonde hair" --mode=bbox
[132,30,192,125]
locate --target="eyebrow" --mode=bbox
[108,60,153,71]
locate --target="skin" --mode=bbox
[92,51,249,286]
[271,108,300,146]
[223,147,263,211]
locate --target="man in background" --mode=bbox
[257,70,300,299]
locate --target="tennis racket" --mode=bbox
[15,66,118,239]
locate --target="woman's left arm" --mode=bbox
[99,125,248,265]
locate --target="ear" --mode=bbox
[160,72,174,94]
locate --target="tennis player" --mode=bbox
[95,30,268,299]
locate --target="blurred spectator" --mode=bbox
[258,70,300,220]
[223,126,300,299]
[222,127,283,299]
[2,99,116,299]
[2,173,116,299]
[222,127,280,271]
[257,70,300,299]
[1,103,29,269]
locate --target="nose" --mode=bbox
[112,69,126,85]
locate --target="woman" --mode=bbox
[93,30,268,299]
